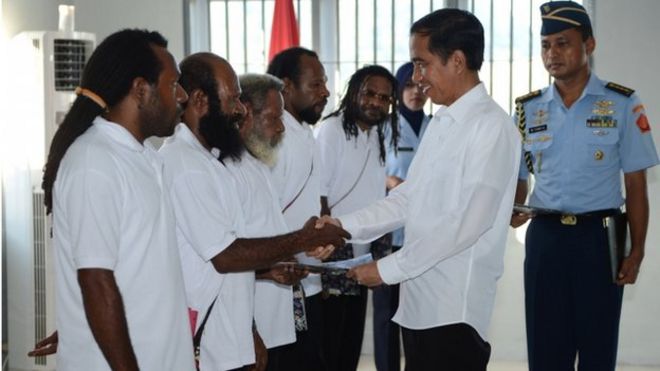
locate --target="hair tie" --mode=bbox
[75,87,108,110]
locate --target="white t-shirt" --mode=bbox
[53,117,194,371]
[225,153,296,349]
[160,124,255,370]
[271,110,323,296]
[315,113,386,257]
[340,83,521,340]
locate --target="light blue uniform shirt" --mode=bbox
[384,113,430,246]
[518,73,659,214]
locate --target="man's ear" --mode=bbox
[451,50,467,75]
[238,105,253,137]
[585,36,596,56]
[189,89,209,116]
[131,77,152,108]
[282,77,295,97]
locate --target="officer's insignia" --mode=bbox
[605,82,635,97]
[543,4,551,13]
[594,149,604,161]
[529,124,547,134]
[633,104,645,114]
[515,90,542,104]
[592,130,610,137]
[636,114,651,133]
[592,100,615,116]
[587,116,617,128]
[525,134,552,145]
[533,109,548,126]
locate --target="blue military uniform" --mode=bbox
[517,73,659,371]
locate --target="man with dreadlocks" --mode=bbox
[314,64,399,371]
[159,53,350,371]
[41,29,194,370]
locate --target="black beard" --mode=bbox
[297,99,327,125]
[199,102,244,162]
[356,106,387,127]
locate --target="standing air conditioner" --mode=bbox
[3,6,95,371]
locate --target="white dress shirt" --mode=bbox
[340,83,521,340]
[271,110,323,295]
[315,113,386,257]
[160,124,255,371]
[225,153,296,349]
[53,117,194,370]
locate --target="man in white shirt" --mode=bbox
[266,47,331,370]
[42,29,195,370]
[322,9,521,371]
[315,64,399,371]
[231,73,310,370]
[160,53,349,371]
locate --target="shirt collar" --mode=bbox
[441,82,489,124]
[93,116,146,152]
[547,72,605,103]
[282,109,309,133]
[170,122,220,161]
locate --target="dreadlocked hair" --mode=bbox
[324,65,399,164]
[42,29,167,214]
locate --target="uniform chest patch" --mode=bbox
[529,125,547,133]
[586,116,617,128]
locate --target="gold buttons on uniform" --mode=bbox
[594,149,604,161]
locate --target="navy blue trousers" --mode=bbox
[525,215,623,371]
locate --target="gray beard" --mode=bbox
[243,132,280,168]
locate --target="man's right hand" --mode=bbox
[510,212,531,228]
[28,331,58,357]
[301,217,351,258]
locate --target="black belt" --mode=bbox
[536,208,620,226]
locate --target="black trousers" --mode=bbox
[267,293,327,371]
[372,252,401,371]
[321,287,368,371]
[401,323,490,371]
[525,216,623,371]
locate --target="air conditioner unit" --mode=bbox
[3,6,95,370]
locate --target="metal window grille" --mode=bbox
[208,0,582,114]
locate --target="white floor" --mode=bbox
[356,355,660,371]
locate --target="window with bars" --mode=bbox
[206,0,583,114]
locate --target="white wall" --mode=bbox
[490,0,660,366]
[2,0,186,61]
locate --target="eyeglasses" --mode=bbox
[359,89,393,104]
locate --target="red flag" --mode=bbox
[268,0,300,62]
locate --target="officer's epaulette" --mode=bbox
[515,89,542,104]
[605,82,635,97]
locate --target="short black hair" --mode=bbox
[267,47,319,86]
[410,8,484,71]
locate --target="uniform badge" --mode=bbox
[636,114,651,133]
[592,100,615,116]
[633,104,646,114]
[533,109,548,126]
[587,116,617,128]
[594,149,604,161]
[592,130,610,137]
[529,125,547,134]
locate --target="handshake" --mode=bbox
[298,215,348,260]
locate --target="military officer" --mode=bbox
[511,2,659,371]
